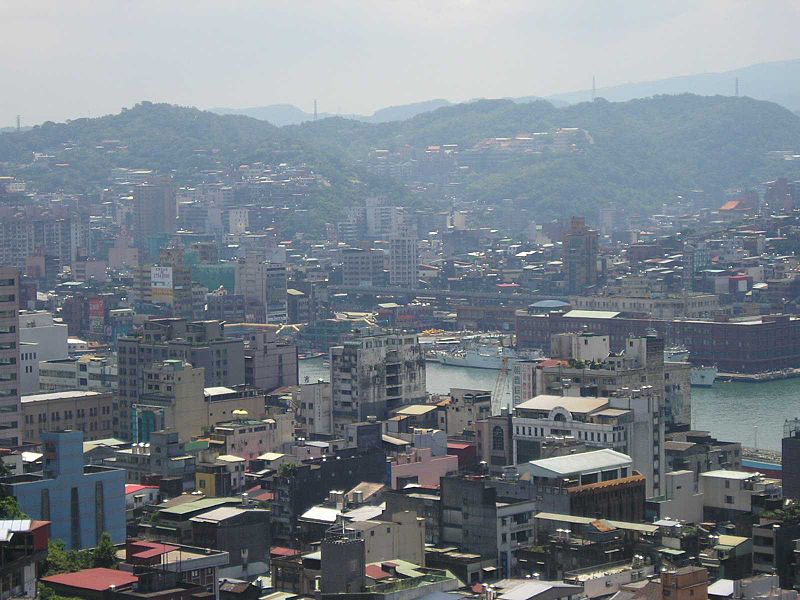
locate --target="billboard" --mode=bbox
[151,266,174,305]
[88,297,105,334]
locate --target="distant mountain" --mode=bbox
[211,99,453,126]
[548,59,800,112]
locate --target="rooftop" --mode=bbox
[527,449,632,478]
[515,394,609,414]
[41,568,138,591]
[22,390,104,403]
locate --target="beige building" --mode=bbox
[346,510,425,566]
[130,360,265,443]
[21,390,114,443]
[569,292,722,319]
[439,388,491,437]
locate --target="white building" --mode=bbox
[294,381,333,436]
[513,389,664,496]
[18,311,68,362]
[19,343,39,396]
[700,470,781,514]
[39,355,117,393]
[388,226,418,288]
[235,254,287,324]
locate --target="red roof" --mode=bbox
[447,442,471,450]
[365,565,392,580]
[42,568,138,591]
[129,541,179,560]
[125,484,158,495]
[270,546,301,558]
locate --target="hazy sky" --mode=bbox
[3,0,800,127]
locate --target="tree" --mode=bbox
[0,496,26,519]
[44,540,93,576]
[92,532,118,568]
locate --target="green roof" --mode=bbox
[184,440,210,452]
[158,497,241,517]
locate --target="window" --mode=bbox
[725,495,734,504]
[492,426,505,451]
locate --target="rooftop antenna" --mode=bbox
[735,77,739,98]
[591,75,596,101]
[313,99,318,121]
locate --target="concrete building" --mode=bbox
[113,430,195,493]
[21,390,114,444]
[39,354,117,393]
[18,311,68,362]
[0,430,125,549]
[782,419,800,500]
[535,333,690,433]
[512,390,665,497]
[294,381,333,437]
[0,519,50,600]
[208,413,294,461]
[520,449,646,522]
[569,292,722,319]
[0,268,21,446]
[117,318,245,440]
[19,343,39,396]
[190,506,270,579]
[133,179,176,245]
[439,388,491,437]
[563,216,598,293]
[235,254,287,324]
[388,227,418,288]
[512,360,538,407]
[700,470,782,529]
[439,476,536,578]
[242,330,297,393]
[646,470,704,523]
[130,360,265,443]
[330,332,426,431]
[341,248,386,287]
[388,446,459,489]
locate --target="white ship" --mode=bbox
[436,346,542,370]
[690,365,717,387]
[664,346,717,387]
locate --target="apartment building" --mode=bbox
[21,390,114,443]
[330,332,426,432]
[0,268,20,446]
[117,318,244,440]
[39,354,117,393]
[340,248,386,287]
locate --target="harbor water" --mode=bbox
[299,358,798,452]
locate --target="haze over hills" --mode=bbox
[211,59,800,128]
[211,99,454,127]
[548,59,800,112]
[4,94,800,232]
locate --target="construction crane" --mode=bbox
[492,356,511,415]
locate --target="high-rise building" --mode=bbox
[388,227,418,288]
[563,216,598,293]
[133,178,176,244]
[783,419,800,500]
[235,254,288,324]
[330,332,426,432]
[0,268,21,447]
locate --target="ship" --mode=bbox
[435,346,542,370]
[664,346,717,387]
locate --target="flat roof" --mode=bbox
[394,404,438,416]
[527,449,632,477]
[534,512,659,534]
[515,394,609,414]
[158,497,241,516]
[42,568,138,591]
[563,310,620,319]
[22,390,104,403]
[701,470,755,480]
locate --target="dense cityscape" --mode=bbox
[6,4,800,600]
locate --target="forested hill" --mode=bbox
[290,94,800,216]
[3,95,800,220]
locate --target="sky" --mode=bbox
[2,0,800,127]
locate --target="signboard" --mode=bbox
[150,266,174,305]
[150,266,173,289]
[88,297,105,334]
